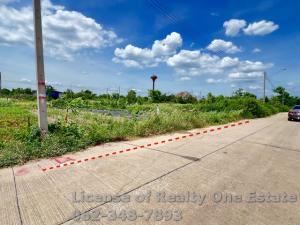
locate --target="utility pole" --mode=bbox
[0,72,2,91]
[263,71,266,103]
[33,0,48,134]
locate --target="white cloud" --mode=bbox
[20,78,32,83]
[113,30,273,84]
[113,44,155,68]
[0,6,33,46]
[220,56,240,67]
[0,0,121,60]
[46,80,62,86]
[237,60,273,73]
[180,76,191,81]
[167,50,223,76]
[223,19,279,37]
[252,48,261,53]
[167,48,272,81]
[167,49,241,77]
[113,32,182,68]
[206,78,225,84]
[248,85,261,90]
[228,71,263,79]
[243,20,279,36]
[152,32,183,56]
[207,39,241,54]
[112,57,143,68]
[223,19,247,36]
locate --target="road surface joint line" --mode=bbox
[126,143,202,161]
[11,168,23,225]
[197,122,275,161]
[41,120,250,172]
[242,140,300,153]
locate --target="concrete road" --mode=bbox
[1,113,300,225]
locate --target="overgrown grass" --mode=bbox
[0,98,287,168]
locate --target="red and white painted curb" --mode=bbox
[41,120,250,172]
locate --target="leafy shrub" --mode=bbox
[0,141,4,149]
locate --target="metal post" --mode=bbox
[33,0,48,134]
[263,71,266,103]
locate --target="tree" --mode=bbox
[233,88,245,97]
[127,90,137,104]
[233,88,256,98]
[111,93,120,100]
[0,88,10,97]
[244,92,257,99]
[63,89,75,99]
[46,85,56,94]
[9,88,33,99]
[273,86,290,105]
[206,92,216,103]
[148,90,162,103]
[76,90,97,100]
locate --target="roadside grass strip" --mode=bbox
[41,120,250,172]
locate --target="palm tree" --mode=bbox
[151,74,158,91]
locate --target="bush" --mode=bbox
[0,90,291,168]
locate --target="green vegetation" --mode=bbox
[0,86,298,168]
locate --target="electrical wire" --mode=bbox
[146,0,178,24]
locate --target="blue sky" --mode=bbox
[0,0,299,97]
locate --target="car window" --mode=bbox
[293,106,300,109]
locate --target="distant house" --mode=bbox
[47,90,62,99]
[175,91,197,103]
[176,91,193,99]
[31,90,62,99]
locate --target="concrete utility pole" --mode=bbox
[33,0,48,134]
[263,71,266,103]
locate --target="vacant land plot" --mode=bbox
[0,97,286,168]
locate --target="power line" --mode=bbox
[265,67,287,90]
[152,0,178,21]
[147,0,176,22]
[146,0,178,24]
[265,75,276,90]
